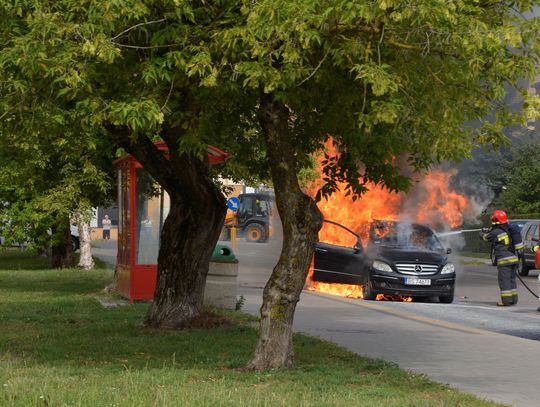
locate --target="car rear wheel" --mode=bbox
[519,256,530,276]
[439,294,454,304]
[245,223,265,243]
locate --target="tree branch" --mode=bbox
[161,76,175,112]
[297,51,329,87]
[109,18,168,41]
[108,42,180,50]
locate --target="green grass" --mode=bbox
[455,251,490,260]
[0,251,504,407]
[0,249,51,270]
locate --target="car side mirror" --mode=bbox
[354,239,363,254]
[446,248,452,254]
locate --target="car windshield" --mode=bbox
[370,221,444,251]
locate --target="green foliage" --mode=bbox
[0,100,115,248]
[1,0,538,374]
[508,213,540,219]
[497,141,540,214]
[235,295,246,311]
[1,0,539,240]
[218,0,540,199]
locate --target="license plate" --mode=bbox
[404,278,431,286]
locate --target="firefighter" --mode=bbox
[480,210,524,306]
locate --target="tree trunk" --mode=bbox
[77,218,94,270]
[144,193,225,328]
[247,92,323,370]
[102,269,118,294]
[108,126,227,328]
[51,220,75,268]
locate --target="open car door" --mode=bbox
[313,220,367,285]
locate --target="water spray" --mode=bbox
[436,228,482,237]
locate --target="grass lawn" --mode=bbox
[455,251,490,260]
[0,250,503,407]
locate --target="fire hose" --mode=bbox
[514,266,540,300]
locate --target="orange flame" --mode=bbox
[306,261,363,299]
[309,139,469,243]
[376,294,413,302]
[306,262,412,301]
[305,139,469,302]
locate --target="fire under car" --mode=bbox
[312,220,456,303]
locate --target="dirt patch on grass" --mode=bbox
[180,311,234,329]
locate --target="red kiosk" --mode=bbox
[113,142,230,301]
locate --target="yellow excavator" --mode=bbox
[222,193,274,243]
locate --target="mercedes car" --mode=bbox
[312,220,456,303]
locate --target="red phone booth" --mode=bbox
[113,142,230,301]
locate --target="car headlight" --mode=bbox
[441,263,455,274]
[372,260,393,272]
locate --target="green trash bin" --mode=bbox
[206,244,238,309]
[211,244,236,262]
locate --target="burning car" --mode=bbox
[311,220,456,303]
[365,220,455,302]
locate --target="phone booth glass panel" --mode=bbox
[135,168,161,265]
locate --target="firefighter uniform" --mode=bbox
[481,221,523,306]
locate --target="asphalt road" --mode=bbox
[230,238,540,337]
[92,238,540,406]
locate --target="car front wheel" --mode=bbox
[363,276,377,301]
[439,294,454,304]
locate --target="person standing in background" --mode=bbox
[102,214,112,240]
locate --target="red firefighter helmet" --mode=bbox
[491,210,508,224]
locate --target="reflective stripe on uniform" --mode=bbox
[497,255,519,265]
[496,232,510,245]
[514,242,524,250]
[500,291,513,297]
